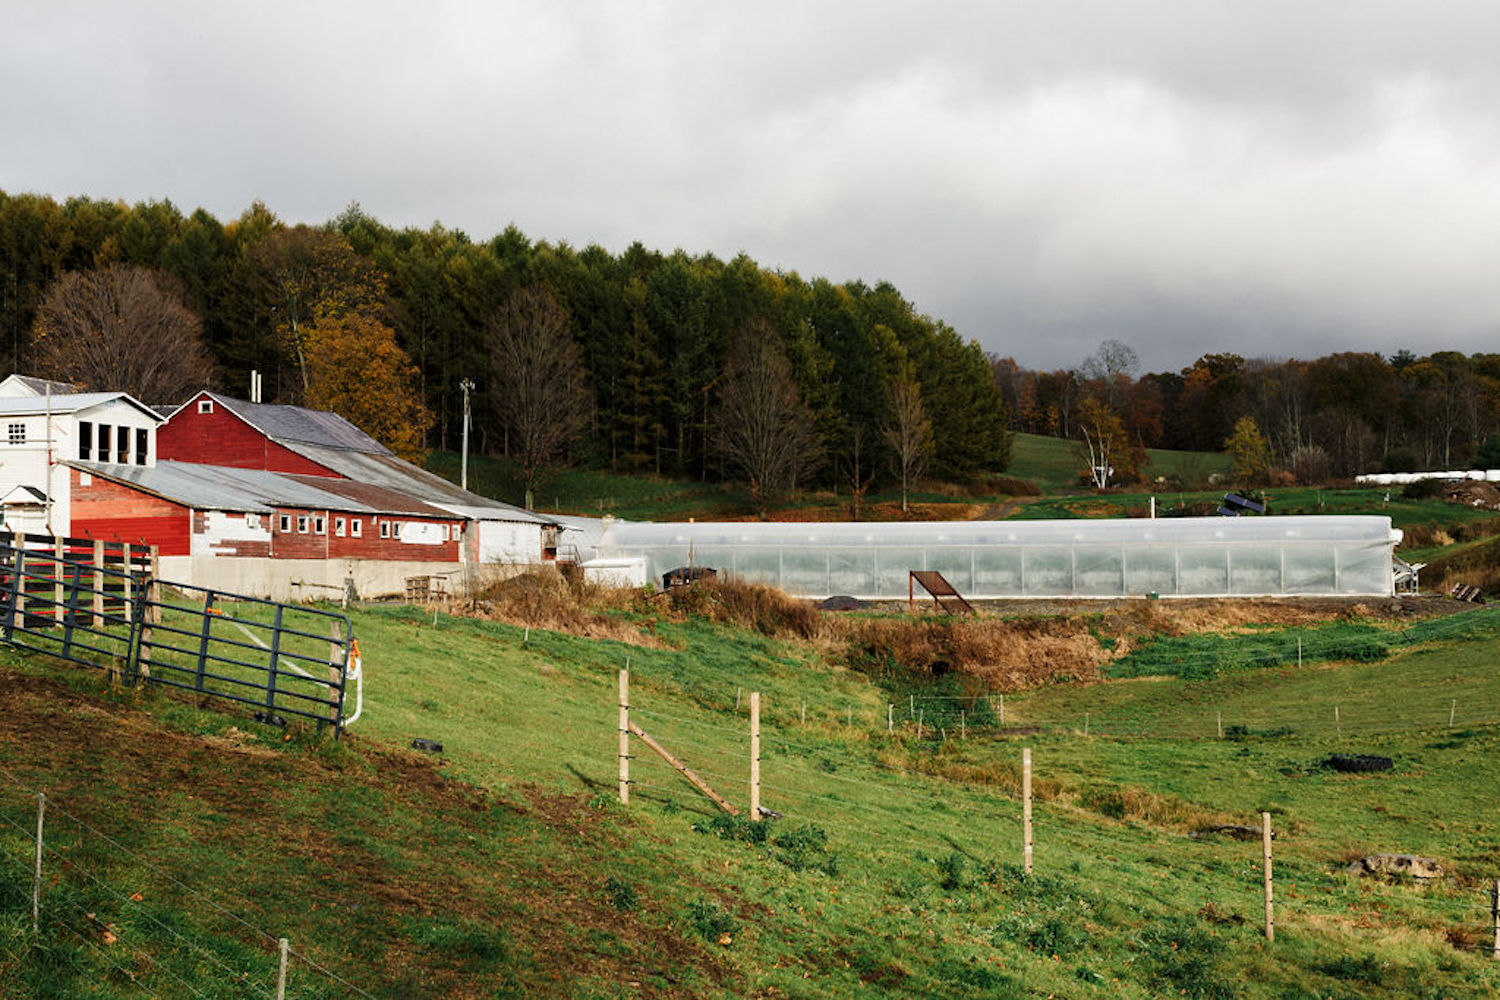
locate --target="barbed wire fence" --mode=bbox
[0,765,374,1000]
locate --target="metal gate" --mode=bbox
[0,537,355,735]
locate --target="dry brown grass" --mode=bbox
[831,615,1114,690]
[468,567,666,647]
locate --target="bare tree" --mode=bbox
[486,285,594,503]
[884,375,933,512]
[30,264,213,404]
[714,320,822,516]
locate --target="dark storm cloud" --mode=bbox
[3,2,1499,372]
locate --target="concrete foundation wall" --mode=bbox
[158,556,484,603]
[158,555,551,603]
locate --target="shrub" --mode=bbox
[603,876,638,912]
[683,898,737,942]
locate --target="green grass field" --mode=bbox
[1005,432,1233,492]
[4,593,1500,998]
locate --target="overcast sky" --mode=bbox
[5,2,1500,373]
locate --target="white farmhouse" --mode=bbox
[0,374,164,535]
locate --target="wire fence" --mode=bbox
[0,766,374,999]
[624,679,1500,962]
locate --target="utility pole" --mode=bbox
[459,378,475,491]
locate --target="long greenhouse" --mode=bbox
[589,515,1402,600]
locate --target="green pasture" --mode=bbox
[6,594,1500,997]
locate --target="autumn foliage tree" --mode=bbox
[304,313,433,462]
[1225,416,1273,485]
[241,226,386,394]
[30,263,213,403]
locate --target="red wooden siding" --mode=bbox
[70,469,192,555]
[268,509,461,562]
[157,395,337,477]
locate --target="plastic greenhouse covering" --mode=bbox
[593,516,1401,600]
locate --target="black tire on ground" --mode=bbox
[1326,754,1393,773]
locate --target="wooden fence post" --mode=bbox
[148,547,161,624]
[750,692,761,821]
[32,792,44,934]
[121,544,132,624]
[1262,811,1275,943]
[92,539,104,628]
[618,669,630,806]
[276,937,289,1000]
[1023,748,1033,874]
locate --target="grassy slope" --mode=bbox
[5,603,1500,998]
[1006,432,1233,492]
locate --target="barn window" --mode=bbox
[278,514,290,533]
[314,515,326,535]
[198,399,213,414]
[351,519,362,537]
[116,425,128,463]
[78,422,92,460]
[97,423,111,461]
[6,423,24,445]
[335,516,346,537]
[379,521,390,539]
[297,515,309,533]
[135,428,148,466]
[392,522,402,539]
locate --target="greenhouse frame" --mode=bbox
[591,515,1402,600]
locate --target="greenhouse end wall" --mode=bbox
[593,516,1401,600]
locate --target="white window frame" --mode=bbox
[297,515,309,534]
[278,514,291,533]
[314,515,326,535]
[351,518,362,537]
[335,516,346,537]
[7,423,24,445]
[246,513,260,530]
[379,521,390,539]
[198,399,213,414]
[392,522,402,539]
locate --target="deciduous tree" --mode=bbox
[714,319,823,515]
[30,263,213,403]
[884,374,932,512]
[1225,416,1272,485]
[241,226,386,394]
[303,313,433,463]
[485,285,594,503]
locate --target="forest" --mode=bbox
[3,189,1498,505]
[0,191,1006,508]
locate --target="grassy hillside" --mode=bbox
[1006,432,1233,492]
[427,434,1236,521]
[4,594,1500,998]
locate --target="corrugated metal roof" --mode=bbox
[1,485,48,505]
[0,375,79,397]
[281,475,455,518]
[289,443,557,524]
[71,461,383,514]
[0,392,164,421]
[197,393,393,454]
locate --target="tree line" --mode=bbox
[993,340,1500,484]
[0,191,1010,507]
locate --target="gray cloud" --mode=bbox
[4,2,1499,374]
